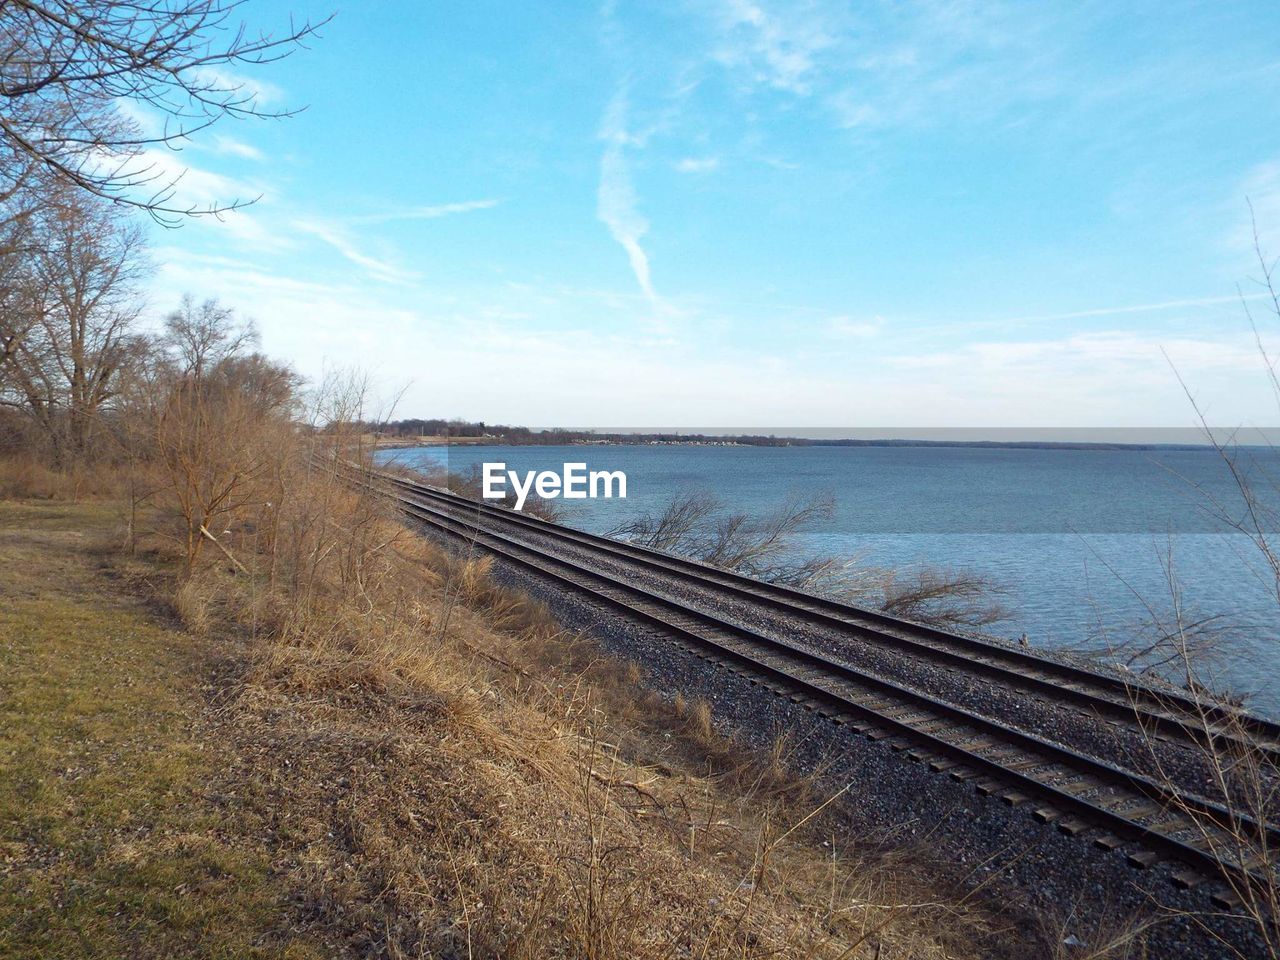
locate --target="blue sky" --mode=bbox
[143,0,1280,427]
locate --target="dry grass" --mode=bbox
[0,451,122,501]
[134,459,1012,959]
[0,450,1044,958]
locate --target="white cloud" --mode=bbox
[675,156,720,173]
[712,0,837,94]
[351,199,501,224]
[702,0,1075,134]
[193,67,286,108]
[827,94,880,130]
[115,100,166,141]
[123,148,293,250]
[148,242,1280,426]
[890,330,1272,392]
[597,90,662,309]
[292,219,417,284]
[213,136,264,161]
[1004,295,1268,326]
[826,315,883,338]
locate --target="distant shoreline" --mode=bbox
[371,434,1243,453]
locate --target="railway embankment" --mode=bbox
[0,488,1013,960]
[379,471,1279,960]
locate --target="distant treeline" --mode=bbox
[356,419,1217,451]
[357,419,793,445]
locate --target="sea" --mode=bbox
[375,442,1280,714]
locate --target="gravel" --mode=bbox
[409,515,1267,960]
[423,503,1243,799]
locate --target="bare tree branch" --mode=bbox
[0,1,330,222]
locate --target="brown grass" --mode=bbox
[0,451,122,501]
[1,444,1037,957]
[129,459,1011,959]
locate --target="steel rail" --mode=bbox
[381,482,1275,897]
[376,469,1280,758]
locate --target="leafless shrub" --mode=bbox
[880,567,1011,629]
[152,306,300,572]
[611,490,1010,628]
[1122,618,1280,958]
[610,489,722,553]
[610,490,838,580]
[1121,211,1280,958]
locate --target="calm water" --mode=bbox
[376,443,1280,713]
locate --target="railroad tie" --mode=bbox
[1211,888,1243,911]
[1055,816,1090,836]
[1170,867,1208,890]
[1047,776,1098,797]
[1126,850,1160,869]
[1115,801,1163,822]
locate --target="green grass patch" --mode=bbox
[0,502,319,959]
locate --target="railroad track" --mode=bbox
[374,468,1280,759]
[341,464,1280,903]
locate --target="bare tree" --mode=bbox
[0,1,329,222]
[0,185,144,463]
[104,329,167,549]
[164,293,255,375]
[153,302,300,570]
[0,204,39,369]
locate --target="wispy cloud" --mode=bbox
[125,147,293,250]
[826,314,883,338]
[195,66,286,107]
[712,0,836,94]
[597,89,662,309]
[889,331,1267,379]
[289,201,501,282]
[351,199,501,225]
[213,135,264,161]
[675,156,720,173]
[1004,295,1267,326]
[293,219,416,284]
[703,0,1074,133]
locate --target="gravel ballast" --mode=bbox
[409,515,1268,960]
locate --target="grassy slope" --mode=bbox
[0,501,321,960]
[0,496,1008,959]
